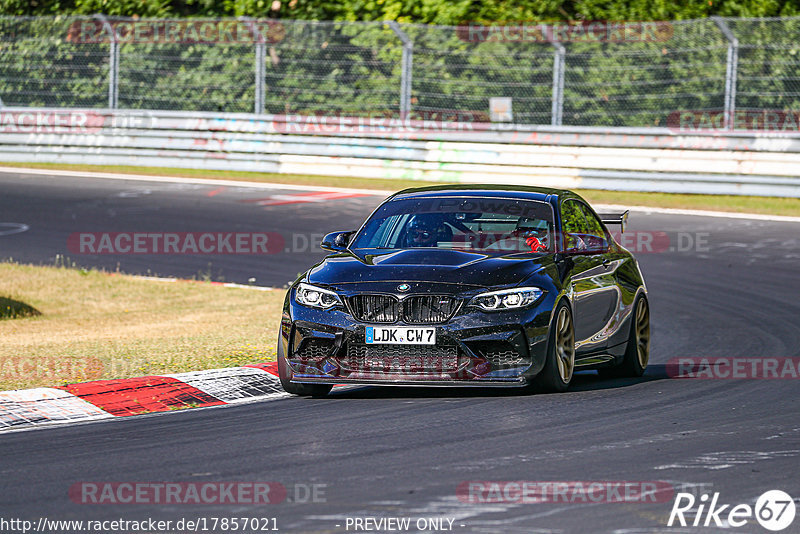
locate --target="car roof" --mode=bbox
[391,184,572,203]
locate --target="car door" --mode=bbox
[561,199,619,353]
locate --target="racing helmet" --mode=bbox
[406,214,443,247]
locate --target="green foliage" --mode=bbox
[0,296,42,319]
[1,2,800,127]
[0,18,109,107]
[3,0,800,21]
[118,40,256,112]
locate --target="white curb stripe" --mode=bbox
[165,367,289,403]
[0,364,366,433]
[0,388,113,429]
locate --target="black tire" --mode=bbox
[277,336,333,397]
[599,294,650,378]
[531,300,575,393]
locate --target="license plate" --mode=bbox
[365,326,436,345]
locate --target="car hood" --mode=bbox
[306,248,552,290]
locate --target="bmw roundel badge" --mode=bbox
[397,283,410,292]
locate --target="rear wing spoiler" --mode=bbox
[599,211,629,233]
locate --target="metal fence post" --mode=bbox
[388,21,413,118]
[93,14,118,109]
[548,40,566,126]
[712,16,738,130]
[242,18,266,115]
[254,41,266,114]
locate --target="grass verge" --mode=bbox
[2,161,799,217]
[0,262,284,391]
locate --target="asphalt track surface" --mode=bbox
[1,171,799,533]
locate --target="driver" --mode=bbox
[514,218,550,252]
[406,215,444,248]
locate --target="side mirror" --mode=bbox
[564,233,608,255]
[321,231,354,252]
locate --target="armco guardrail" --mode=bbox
[1,108,799,197]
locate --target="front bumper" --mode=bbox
[280,295,554,387]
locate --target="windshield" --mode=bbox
[350,196,555,253]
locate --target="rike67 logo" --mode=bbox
[669,490,796,531]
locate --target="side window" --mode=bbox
[576,202,607,239]
[562,199,609,253]
[561,200,590,235]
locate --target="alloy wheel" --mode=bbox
[555,306,575,383]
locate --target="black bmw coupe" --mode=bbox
[277,185,649,396]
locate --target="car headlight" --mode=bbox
[469,287,544,311]
[295,283,342,309]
